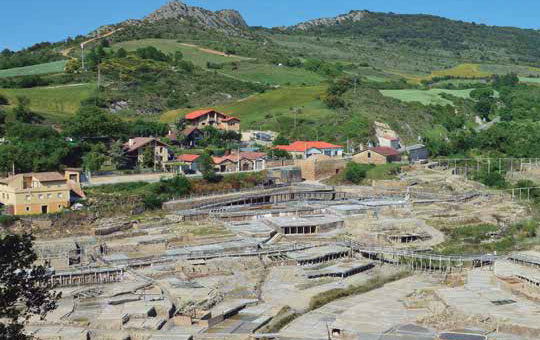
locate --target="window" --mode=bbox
[47,193,52,199]
[38,194,43,200]
[58,205,62,209]
[25,207,30,212]
[367,152,371,159]
[25,195,31,201]
[57,193,63,198]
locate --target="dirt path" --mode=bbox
[81,29,122,48]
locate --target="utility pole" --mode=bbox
[96,63,101,106]
[81,43,85,71]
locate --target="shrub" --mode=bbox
[0,94,8,105]
[345,163,372,184]
[0,215,19,227]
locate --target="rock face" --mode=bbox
[294,10,369,30]
[144,1,248,30]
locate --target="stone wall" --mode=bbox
[294,157,347,181]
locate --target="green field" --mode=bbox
[220,63,325,85]
[0,83,94,120]
[380,88,475,106]
[161,85,332,129]
[520,77,540,84]
[113,39,250,67]
[0,60,68,78]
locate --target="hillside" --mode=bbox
[2,2,540,151]
[285,10,540,65]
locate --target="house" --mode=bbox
[184,109,240,132]
[212,152,266,173]
[378,135,401,150]
[167,127,204,148]
[176,154,201,171]
[405,144,429,163]
[0,170,83,215]
[353,147,402,165]
[275,141,344,159]
[123,137,174,169]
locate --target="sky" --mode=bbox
[2,0,540,51]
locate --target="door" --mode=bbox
[41,205,48,214]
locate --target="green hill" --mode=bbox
[0,60,68,78]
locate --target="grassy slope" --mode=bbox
[112,39,249,67]
[0,60,68,78]
[161,85,331,129]
[0,83,94,119]
[380,88,474,106]
[220,62,325,86]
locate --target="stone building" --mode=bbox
[295,154,347,181]
[353,147,401,165]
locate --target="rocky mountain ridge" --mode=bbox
[292,10,369,30]
[144,1,248,30]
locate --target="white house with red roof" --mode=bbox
[275,141,344,159]
[184,109,240,132]
[378,134,401,150]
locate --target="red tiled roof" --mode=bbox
[177,154,200,162]
[366,146,400,157]
[185,109,216,120]
[124,137,168,153]
[222,116,240,122]
[275,141,343,153]
[211,152,266,164]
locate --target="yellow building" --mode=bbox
[0,171,80,215]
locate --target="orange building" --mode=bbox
[184,109,240,132]
[0,171,83,215]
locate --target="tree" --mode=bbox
[83,143,107,173]
[475,99,493,120]
[0,93,8,105]
[273,134,290,146]
[267,148,292,159]
[13,96,39,124]
[100,39,110,48]
[109,140,129,170]
[64,58,82,73]
[197,152,222,183]
[345,162,371,184]
[63,106,126,139]
[142,145,155,169]
[470,88,494,101]
[174,51,183,63]
[115,48,127,58]
[0,233,60,340]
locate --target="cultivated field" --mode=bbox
[0,83,94,118]
[220,62,325,86]
[0,60,68,78]
[379,88,474,106]
[112,39,250,67]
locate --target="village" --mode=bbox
[4,1,540,339]
[1,108,540,340]
[0,109,427,215]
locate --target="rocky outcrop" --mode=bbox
[293,10,369,30]
[144,1,248,30]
